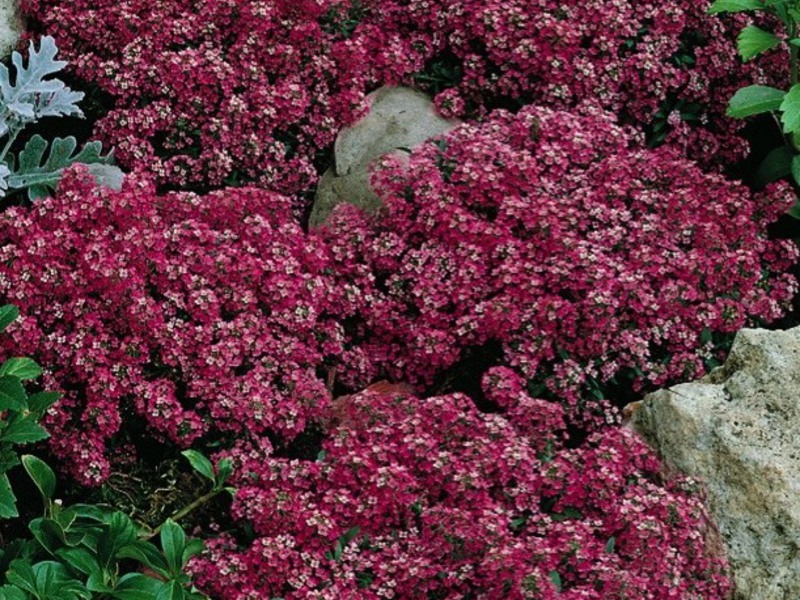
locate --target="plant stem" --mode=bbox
[0,127,20,164]
[146,488,220,539]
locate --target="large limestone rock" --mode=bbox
[309,86,461,228]
[631,327,800,600]
[0,1,22,59]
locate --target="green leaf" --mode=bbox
[0,306,19,333]
[791,154,800,187]
[97,512,137,570]
[29,518,67,555]
[26,391,60,418]
[788,196,800,219]
[113,573,162,600]
[22,455,56,501]
[8,135,122,200]
[0,585,27,600]
[708,0,763,13]
[726,85,786,118]
[181,539,204,568]
[215,458,233,488]
[548,570,562,592]
[8,560,90,600]
[737,25,781,60]
[0,376,28,411]
[154,580,184,600]
[2,416,49,444]
[756,146,794,183]
[181,450,214,484]
[781,84,800,133]
[160,519,186,576]
[0,358,42,380]
[606,536,616,553]
[0,473,18,518]
[117,541,169,578]
[56,547,100,576]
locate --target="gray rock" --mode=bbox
[0,1,22,59]
[631,327,800,600]
[309,86,460,228]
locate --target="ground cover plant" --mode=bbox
[1,0,799,598]
[316,105,797,416]
[19,0,788,199]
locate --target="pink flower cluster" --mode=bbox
[19,0,430,199]
[316,106,798,415]
[20,0,782,198]
[190,385,732,599]
[0,167,342,484]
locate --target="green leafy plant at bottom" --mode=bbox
[0,305,232,600]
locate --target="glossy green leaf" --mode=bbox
[160,519,186,575]
[708,0,762,13]
[781,84,800,132]
[98,512,138,569]
[29,517,66,555]
[0,376,28,411]
[756,146,794,183]
[155,580,184,600]
[215,458,233,488]
[181,539,204,568]
[181,450,214,484]
[0,358,42,380]
[790,154,800,187]
[22,454,56,501]
[113,573,163,600]
[26,391,60,417]
[2,416,48,444]
[0,473,18,518]
[727,85,785,118]
[0,306,19,333]
[117,541,169,578]
[737,25,781,60]
[0,585,27,600]
[56,547,101,576]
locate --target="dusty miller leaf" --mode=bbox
[8,135,121,200]
[0,36,83,136]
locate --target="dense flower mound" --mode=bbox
[0,168,341,484]
[316,106,798,410]
[190,385,732,599]
[369,0,784,168]
[23,0,787,193]
[19,0,433,198]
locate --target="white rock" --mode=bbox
[309,86,460,228]
[631,326,800,600]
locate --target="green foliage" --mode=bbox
[710,0,800,227]
[0,306,214,599]
[0,36,123,201]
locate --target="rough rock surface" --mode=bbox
[631,326,800,600]
[0,0,21,58]
[309,86,460,228]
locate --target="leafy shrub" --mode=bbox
[0,167,342,485]
[315,106,797,415]
[190,385,732,599]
